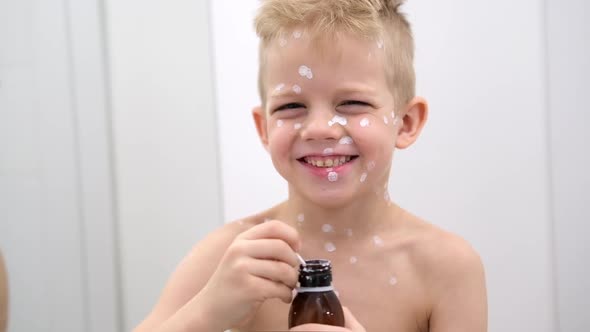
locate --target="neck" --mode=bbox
[277,185,403,242]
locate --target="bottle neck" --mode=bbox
[298,259,333,287]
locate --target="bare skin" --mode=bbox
[134,203,486,332]
[0,252,8,332]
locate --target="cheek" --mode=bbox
[267,119,298,154]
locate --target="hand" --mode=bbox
[290,307,366,332]
[190,220,301,331]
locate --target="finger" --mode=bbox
[237,220,301,252]
[244,238,300,267]
[343,307,366,332]
[253,276,293,304]
[248,259,298,288]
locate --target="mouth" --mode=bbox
[297,155,359,168]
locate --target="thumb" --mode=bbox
[343,307,366,332]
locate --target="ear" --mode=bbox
[252,106,269,151]
[395,96,428,149]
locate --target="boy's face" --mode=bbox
[253,31,420,207]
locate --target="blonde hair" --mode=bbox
[254,0,415,111]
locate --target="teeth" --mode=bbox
[304,156,352,168]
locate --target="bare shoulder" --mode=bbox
[401,211,487,330]
[134,213,266,331]
[400,211,484,280]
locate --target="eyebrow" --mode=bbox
[269,84,378,99]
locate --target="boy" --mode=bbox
[135,0,487,331]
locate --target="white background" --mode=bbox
[0,0,588,331]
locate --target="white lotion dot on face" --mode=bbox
[383,115,389,125]
[328,115,347,127]
[377,39,384,49]
[360,172,368,183]
[276,119,284,128]
[389,276,398,286]
[292,84,302,94]
[294,123,302,130]
[328,171,338,182]
[279,38,288,47]
[373,235,384,247]
[350,256,358,264]
[324,242,336,252]
[297,213,305,222]
[298,65,313,79]
[339,136,353,145]
[293,30,302,39]
[322,224,334,233]
[366,161,376,171]
[360,118,370,127]
[273,83,285,93]
[323,148,334,156]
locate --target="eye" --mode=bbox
[340,100,372,107]
[275,102,305,112]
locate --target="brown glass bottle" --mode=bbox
[288,259,344,328]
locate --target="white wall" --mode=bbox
[104,0,223,330]
[546,0,590,330]
[210,1,590,331]
[0,0,119,331]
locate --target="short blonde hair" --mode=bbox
[254,0,415,111]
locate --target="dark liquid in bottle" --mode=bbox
[288,259,344,328]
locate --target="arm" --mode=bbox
[134,220,301,332]
[0,252,8,332]
[429,243,487,332]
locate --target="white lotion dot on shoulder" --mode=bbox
[294,123,302,130]
[389,276,398,286]
[328,171,338,182]
[292,84,302,94]
[360,118,370,127]
[324,242,336,252]
[322,224,334,233]
[339,136,353,145]
[349,256,358,264]
[373,235,384,247]
[323,148,334,156]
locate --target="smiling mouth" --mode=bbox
[298,155,359,168]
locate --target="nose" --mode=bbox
[299,109,345,141]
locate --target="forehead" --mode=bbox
[263,32,388,92]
